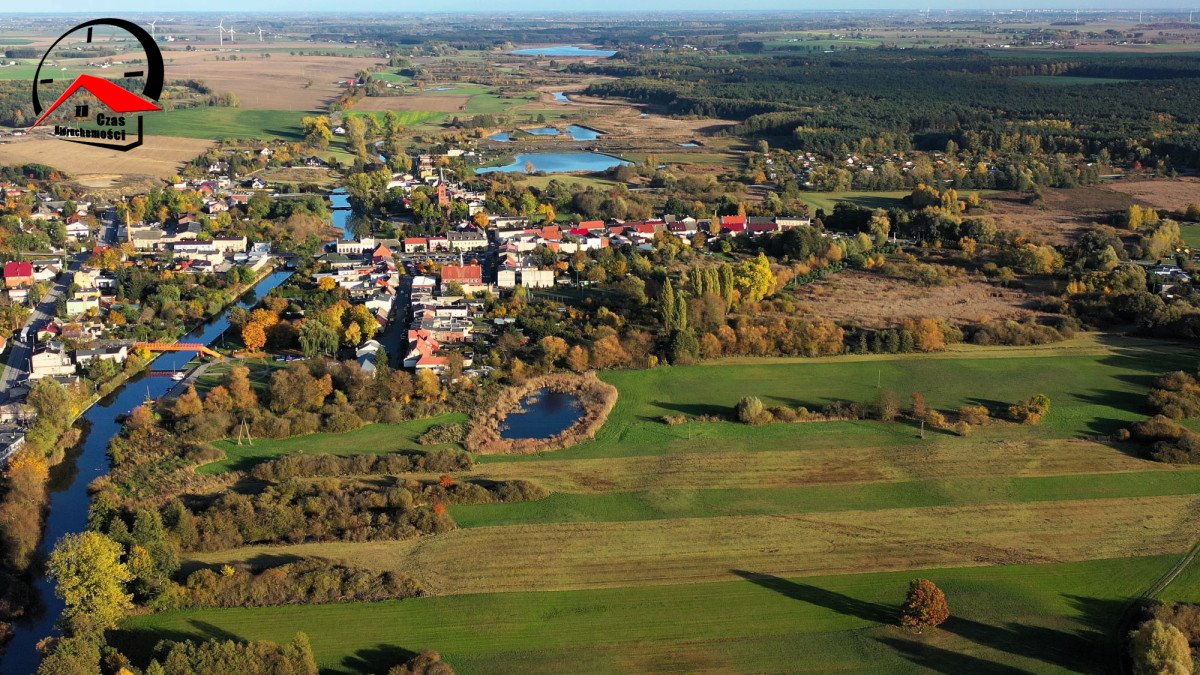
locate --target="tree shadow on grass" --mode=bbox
[732,570,1113,672]
[1074,390,1151,419]
[730,570,895,624]
[178,552,305,578]
[965,398,1013,417]
[937,616,1097,672]
[109,620,241,668]
[341,643,416,674]
[875,636,1028,674]
[649,401,729,420]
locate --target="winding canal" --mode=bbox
[0,269,293,675]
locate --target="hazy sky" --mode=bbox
[16,1,1200,13]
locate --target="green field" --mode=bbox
[465,90,539,114]
[371,72,412,84]
[472,335,1189,466]
[147,107,308,141]
[0,63,87,81]
[450,470,1200,528]
[118,555,1191,674]
[199,413,467,474]
[351,110,445,127]
[1179,224,1200,249]
[124,335,1200,672]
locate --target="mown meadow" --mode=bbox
[118,334,1200,673]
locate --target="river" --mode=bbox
[330,188,352,241]
[0,269,294,675]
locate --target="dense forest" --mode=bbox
[579,50,1200,171]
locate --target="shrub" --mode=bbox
[418,423,466,445]
[957,405,990,426]
[323,411,364,434]
[661,415,688,426]
[184,445,225,466]
[822,400,863,420]
[389,650,455,675]
[771,406,799,423]
[1149,371,1200,419]
[873,390,901,422]
[736,396,766,424]
[1126,415,1200,464]
[1008,394,1051,424]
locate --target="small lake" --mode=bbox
[488,125,602,142]
[501,389,585,440]
[510,45,617,57]
[679,141,700,147]
[476,152,629,174]
[552,91,570,102]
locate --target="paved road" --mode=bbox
[378,275,411,364]
[0,259,75,402]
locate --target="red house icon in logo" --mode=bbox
[31,73,161,150]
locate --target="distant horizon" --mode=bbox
[7,2,1200,15]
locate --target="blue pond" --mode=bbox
[501,389,585,440]
[488,125,602,142]
[510,45,617,57]
[476,152,629,174]
[553,91,570,102]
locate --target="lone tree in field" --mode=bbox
[900,579,950,630]
[1129,619,1193,675]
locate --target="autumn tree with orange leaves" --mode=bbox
[901,579,950,630]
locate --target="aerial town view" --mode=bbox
[1,1,1200,673]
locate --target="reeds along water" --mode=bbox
[467,373,618,455]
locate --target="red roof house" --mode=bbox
[3,261,33,289]
[371,243,394,262]
[440,264,483,286]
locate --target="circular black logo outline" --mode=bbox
[32,17,164,116]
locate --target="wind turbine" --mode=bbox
[215,19,225,48]
[148,19,157,39]
[228,27,237,43]
[257,27,265,42]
